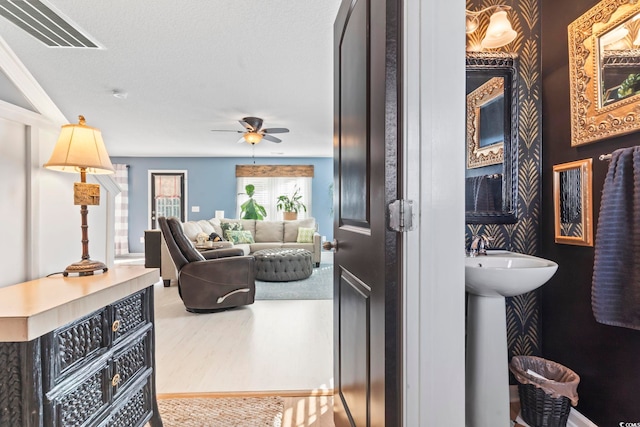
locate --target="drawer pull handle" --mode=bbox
[112,319,121,332]
[112,373,121,387]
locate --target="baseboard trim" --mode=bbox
[516,409,597,427]
[565,408,599,427]
[157,389,334,399]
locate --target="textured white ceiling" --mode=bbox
[0,0,341,157]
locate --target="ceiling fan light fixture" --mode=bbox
[244,131,263,144]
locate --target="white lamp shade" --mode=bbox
[44,118,114,174]
[481,11,517,49]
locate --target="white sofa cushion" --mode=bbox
[255,221,284,242]
[284,218,316,242]
[207,218,223,236]
[196,220,215,236]
[250,242,284,252]
[182,221,203,241]
[239,219,256,237]
[282,242,315,252]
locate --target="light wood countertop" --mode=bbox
[0,265,160,342]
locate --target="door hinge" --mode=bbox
[388,199,415,232]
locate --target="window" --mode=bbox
[236,176,312,220]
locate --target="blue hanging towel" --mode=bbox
[592,146,640,330]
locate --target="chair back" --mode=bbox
[158,217,204,271]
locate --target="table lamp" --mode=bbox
[44,115,115,276]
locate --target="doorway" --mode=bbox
[149,171,187,229]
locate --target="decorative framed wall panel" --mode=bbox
[553,159,593,246]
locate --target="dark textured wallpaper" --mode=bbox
[465,0,543,364]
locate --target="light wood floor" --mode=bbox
[152,261,335,424]
[154,287,333,394]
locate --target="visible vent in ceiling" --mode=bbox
[0,0,99,48]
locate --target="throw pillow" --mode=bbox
[221,221,243,234]
[225,230,255,244]
[296,227,315,243]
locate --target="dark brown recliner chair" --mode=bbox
[158,216,256,312]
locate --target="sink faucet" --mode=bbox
[468,234,493,257]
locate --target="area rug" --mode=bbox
[157,396,283,427]
[254,262,333,300]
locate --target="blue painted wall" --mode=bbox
[111,156,334,253]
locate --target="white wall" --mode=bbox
[0,116,27,286]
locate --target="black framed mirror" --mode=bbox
[465,52,518,224]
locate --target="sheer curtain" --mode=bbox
[113,164,129,255]
[236,177,312,220]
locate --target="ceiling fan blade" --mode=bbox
[237,136,246,144]
[263,128,289,134]
[262,134,282,143]
[241,116,263,132]
[238,119,254,131]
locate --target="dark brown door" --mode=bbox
[332,0,401,426]
[150,172,185,229]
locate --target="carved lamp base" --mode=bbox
[63,259,109,277]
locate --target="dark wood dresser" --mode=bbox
[0,266,163,427]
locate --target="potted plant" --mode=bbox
[276,187,307,220]
[239,184,267,220]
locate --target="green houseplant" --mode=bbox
[276,187,307,220]
[239,184,267,220]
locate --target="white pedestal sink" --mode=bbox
[465,251,558,427]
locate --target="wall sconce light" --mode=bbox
[466,5,517,49]
[44,115,114,276]
[243,131,263,145]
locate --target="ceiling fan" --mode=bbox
[211,116,289,145]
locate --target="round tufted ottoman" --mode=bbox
[254,248,313,282]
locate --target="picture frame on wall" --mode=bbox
[553,159,593,246]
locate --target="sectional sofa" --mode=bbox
[149,217,321,286]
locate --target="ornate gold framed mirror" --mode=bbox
[568,0,640,146]
[467,76,505,169]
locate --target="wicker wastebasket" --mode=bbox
[509,356,580,427]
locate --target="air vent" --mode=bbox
[0,0,99,48]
